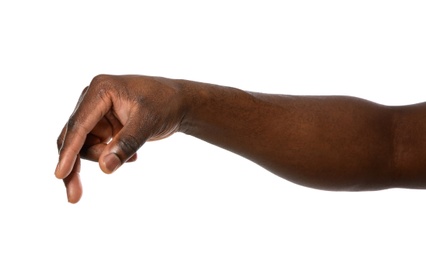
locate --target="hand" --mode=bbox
[55,75,185,203]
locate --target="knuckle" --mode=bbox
[66,117,80,132]
[89,75,114,96]
[65,117,90,140]
[117,135,142,158]
[56,136,63,150]
[88,74,124,104]
[56,125,67,150]
[90,74,114,88]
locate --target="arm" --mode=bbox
[55,74,426,203]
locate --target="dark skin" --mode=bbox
[55,74,426,203]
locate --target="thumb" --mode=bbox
[99,117,148,174]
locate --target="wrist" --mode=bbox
[175,79,200,135]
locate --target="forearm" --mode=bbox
[178,79,397,191]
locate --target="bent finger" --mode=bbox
[55,85,114,179]
[99,113,149,173]
[81,135,138,163]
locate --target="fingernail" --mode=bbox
[104,153,121,173]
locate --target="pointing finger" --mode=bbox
[55,82,113,179]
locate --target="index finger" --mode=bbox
[55,83,113,179]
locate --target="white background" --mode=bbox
[1,0,426,259]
